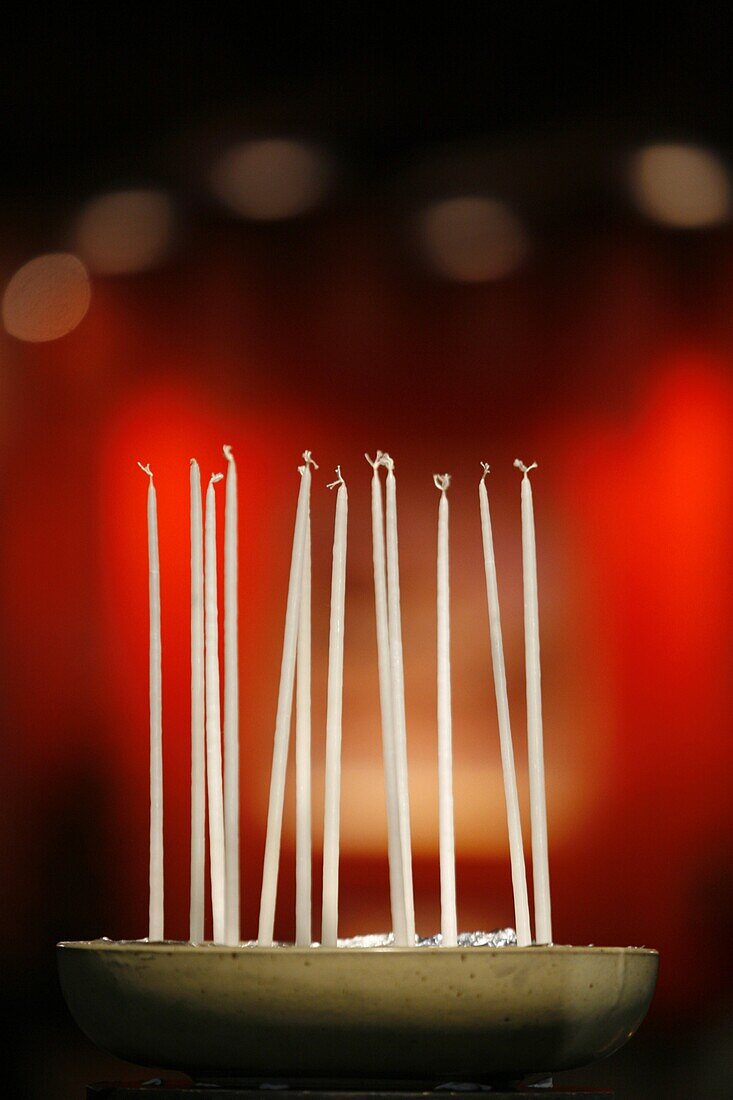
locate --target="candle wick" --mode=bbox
[327,466,346,490]
[364,451,385,471]
[223,444,235,463]
[480,462,491,482]
[137,461,154,482]
[209,472,224,486]
[514,458,538,478]
[433,473,451,493]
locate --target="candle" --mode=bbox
[382,454,416,944]
[478,464,531,947]
[514,459,552,945]
[321,468,348,947]
[138,463,164,942]
[258,452,317,945]
[365,453,406,945]
[222,445,239,946]
[434,474,457,946]
[189,459,205,943]
[205,471,226,943]
[295,509,312,947]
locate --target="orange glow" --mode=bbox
[416,196,529,281]
[2,253,91,342]
[73,189,174,275]
[630,143,730,228]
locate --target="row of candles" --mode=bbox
[139,449,552,948]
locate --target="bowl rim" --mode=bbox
[57,939,659,957]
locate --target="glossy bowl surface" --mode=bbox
[57,941,658,1083]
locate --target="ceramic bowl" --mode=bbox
[57,941,658,1084]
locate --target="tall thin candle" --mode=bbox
[205,471,226,943]
[478,464,531,946]
[434,474,457,946]
[514,459,552,945]
[138,463,164,942]
[258,452,317,945]
[295,510,312,947]
[382,454,416,945]
[321,468,348,947]
[366,453,406,945]
[189,459,205,943]
[222,445,239,946]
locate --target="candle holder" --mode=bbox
[57,940,657,1087]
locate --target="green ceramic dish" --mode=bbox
[57,941,658,1084]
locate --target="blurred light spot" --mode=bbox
[209,138,331,220]
[74,189,174,274]
[2,254,91,342]
[630,143,730,228]
[417,196,529,282]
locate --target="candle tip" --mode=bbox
[480,462,490,482]
[365,451,385,470]
[190,457,198,469]
[379,452,394,472]
[433,472,451,493]
[514,459,538,478]
[223,444,235,463]
[137,461,153,481]
[301,450,319,471]
[327,465,346,490]
[209,471,224,486]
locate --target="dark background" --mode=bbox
[2,7,732,1097]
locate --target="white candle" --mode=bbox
[205,472,226,943]
[258,452,317,945]
[295,509,312,947]
[189,459,206,943]
[222,445,239,946]
[514,459,552,945]
[366,453,406,945]
[434,474,457,946]
[138,463,164,942]
[479,464,531,947]
[321,469,348,947]
[382,455,416,944]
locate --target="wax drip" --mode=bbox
[327,465,346,490]
[514,459,538,478]
[433,473,451,492]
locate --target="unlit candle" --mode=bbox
[383,455,416,945]
[434,474,457,946]
[258,453,317,945]
[139,462,164,942]
[205,472,226,942]
[189,459,205,943]
[366,453,406,944]
[514,459,552,945]
[479,464,531,946]
[222,445,239,946]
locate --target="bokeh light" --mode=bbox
[209,138,331,221]
[416,196,529,281]
[73,189,174,275]
[2,253,91,342]
[629,143,730,228]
